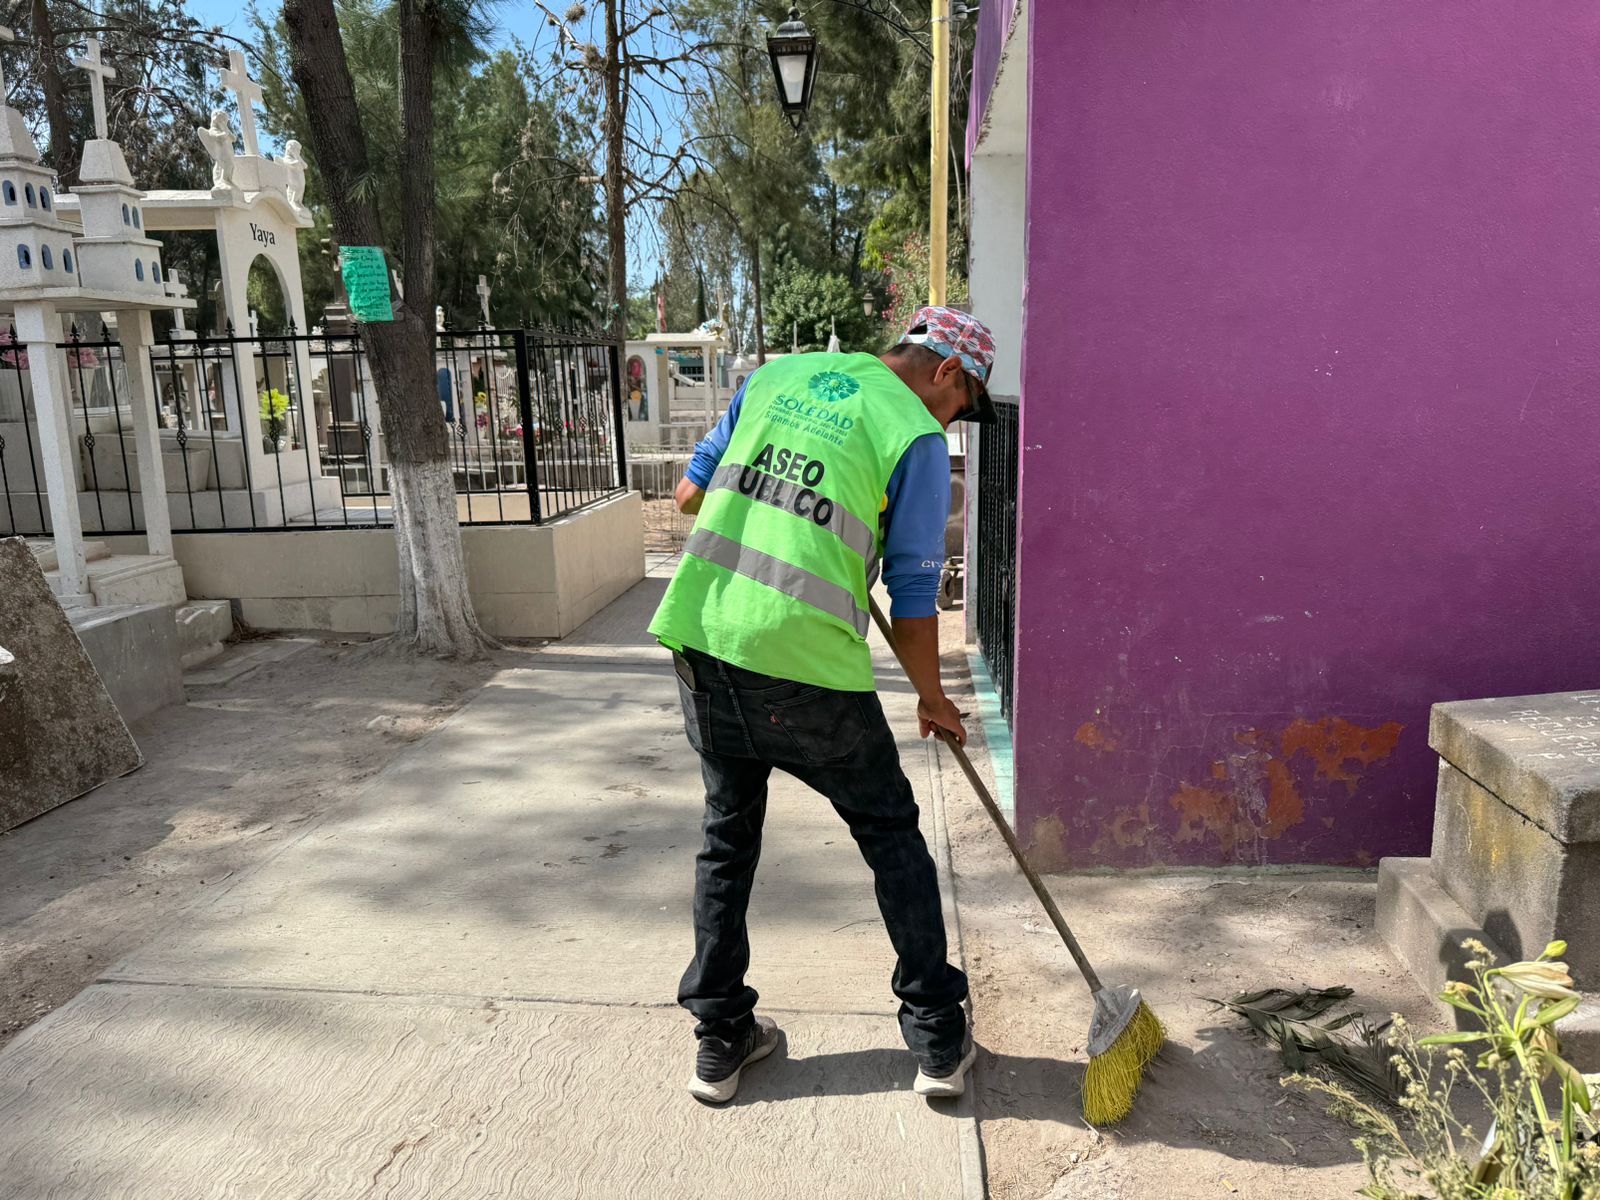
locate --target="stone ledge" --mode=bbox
[1377,856,1504,998]
[1378,855,1600,1069]
[1431,692,1600,844]
[1429,760,1600,985]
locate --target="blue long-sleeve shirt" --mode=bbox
[684,370,949,618]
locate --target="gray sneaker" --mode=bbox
[688,1016,782,1104]
[913,1036,977,1099]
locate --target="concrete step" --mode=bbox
[86,554,187,608]
[27,539,110,571]
[174,599,233,669]
[67,602,183,723]
[46,553,187,608]
[1378,855,1600,1069]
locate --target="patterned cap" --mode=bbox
[898,305,997,423]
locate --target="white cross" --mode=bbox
[476,275,492,326]
[166,270,190,331]
[220,50,263,158]
[0,26,15,98]
[72,38,115,141]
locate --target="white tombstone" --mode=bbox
[165,271,194,337]
[0,31,190,593]
[70,39,166,300]
[0,30,78,293]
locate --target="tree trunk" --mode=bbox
[750,231,766,366]
[602,0,627,341]
[31,0,77,185]
[282,0,492,657]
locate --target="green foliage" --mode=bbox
[1295,940,1600,1200]
[661,0,973,355]
[254,0,605,327]
[763,257,879,353]
[246,258,290,331]
[625,290,659,339]
[878,232,968,334]
[12,0,220,183]
[258,387,290,421]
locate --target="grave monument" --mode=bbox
[1378,690,1600,1058]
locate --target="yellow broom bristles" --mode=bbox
[1082,1000,1165,1126]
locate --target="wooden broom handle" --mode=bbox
[868,598,1104,994]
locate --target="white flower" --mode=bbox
[1495,960,1578,1000]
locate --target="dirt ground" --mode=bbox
[932,613,1442,1200]
[642,496,690,553]
[3,611,1446,1199]
[0,639,501,1052]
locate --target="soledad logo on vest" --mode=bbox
[765,379,858,446]
[808,371,860,402]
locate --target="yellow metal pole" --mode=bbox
[928,0,950,306]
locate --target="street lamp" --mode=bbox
[766,2,956,305]
[766,7,819,130]
[860,287,875,318]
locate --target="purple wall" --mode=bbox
[965,0,1016,163]
[1013,0,1600,868]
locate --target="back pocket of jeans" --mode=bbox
[677,677,713,754]
[764,689,867,765]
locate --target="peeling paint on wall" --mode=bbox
[1280,717,1404,791]
[1090,803,1154,857]
[1157,716,1404,863]
[1027,814,1070,872]
[1074,721,1119,752]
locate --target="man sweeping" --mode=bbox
[649,306,998,1104]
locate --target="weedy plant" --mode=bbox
[1293,939,1600,1200]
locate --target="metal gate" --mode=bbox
[975,399,1019,720]
[627,442,695,553]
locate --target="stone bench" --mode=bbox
[1378,690,1600,1059]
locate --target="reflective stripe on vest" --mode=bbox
[684,526,871,637]
[704,461,876,561]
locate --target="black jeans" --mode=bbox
[673,647,969,1069]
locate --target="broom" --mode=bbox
[868,597,1165,1125]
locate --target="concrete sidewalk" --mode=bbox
[0,571,981,1199]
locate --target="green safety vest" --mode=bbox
[649,352,943,691]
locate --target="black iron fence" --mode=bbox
[0,324,137,537]
[0,319,629,538]
[975,399,1019,722]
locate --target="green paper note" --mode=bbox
[339,246,395,323]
